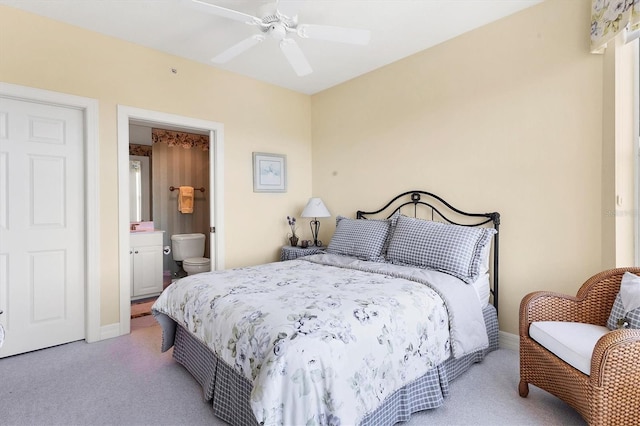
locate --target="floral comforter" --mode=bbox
[152,254,486,426]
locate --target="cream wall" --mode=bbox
[310,0,610,334]
[0,6,313,326]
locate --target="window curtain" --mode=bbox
[151,128,209,151]
[591,0,640,52]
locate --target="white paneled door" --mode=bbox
[0,97,85,358]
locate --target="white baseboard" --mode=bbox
[99,323,121,340]
[499,331,519,352]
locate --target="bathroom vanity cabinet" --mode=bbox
[130,231,164,300]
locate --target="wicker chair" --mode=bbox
[519,267,640,425]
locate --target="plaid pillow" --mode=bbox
[381,210,400,258]
[326,216,391,261]
[607,272,640,330]
[386,215,496,284]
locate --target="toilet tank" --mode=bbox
[171,233,205,261]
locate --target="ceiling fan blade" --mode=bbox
[212,35,265,63]
[279,38,312,76]
[297,24,371,45]
[188,0,261,25]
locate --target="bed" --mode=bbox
[152,190,501,426]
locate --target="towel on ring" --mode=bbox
[178,186,194,214]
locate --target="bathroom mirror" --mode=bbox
[129,155,151,222]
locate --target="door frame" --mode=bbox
[116,105,225,335]
[0,82,101,343]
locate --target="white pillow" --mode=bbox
[479,240,491,275]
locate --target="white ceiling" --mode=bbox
[1,0,543,95]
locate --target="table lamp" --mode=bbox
[300,197,331,247]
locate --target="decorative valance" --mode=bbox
[129,144,153,157]
[591,0,640,52]
[151,128,209,151]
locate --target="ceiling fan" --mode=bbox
[188,0,371,76]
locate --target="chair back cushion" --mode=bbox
[607,272,640,330]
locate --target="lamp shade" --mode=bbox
[301,197,331,218]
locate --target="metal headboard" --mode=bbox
[356,190,501,315]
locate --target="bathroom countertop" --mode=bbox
[130,229,165,234]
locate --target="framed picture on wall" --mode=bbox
[253,152,287,193]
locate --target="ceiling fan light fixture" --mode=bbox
[269,22,287,40]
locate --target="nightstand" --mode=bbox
[280,245,325,261]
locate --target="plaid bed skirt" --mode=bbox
[172,304,499,426]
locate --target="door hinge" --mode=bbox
[210,226,215,233]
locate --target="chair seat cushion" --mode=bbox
[529,321,609,375]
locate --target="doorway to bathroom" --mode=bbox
[129,124,211,280]
[117,105,225,335]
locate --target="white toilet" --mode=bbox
[171,233,211,276]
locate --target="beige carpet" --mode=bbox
[0,327,586,426]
